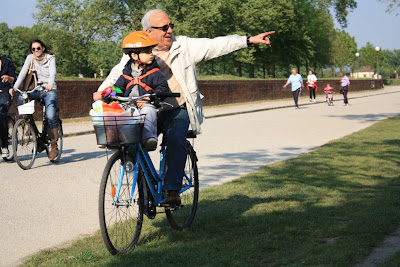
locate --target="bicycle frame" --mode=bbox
[112,142,193,207]
[20,104,50,153]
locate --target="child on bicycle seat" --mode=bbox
[103,31,170,150]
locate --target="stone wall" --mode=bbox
[8,79,383,119]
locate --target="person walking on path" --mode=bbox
[340,72,350,106]
[307,70,317,102]
[14,39,60,160]
[95,9,275,205]
[0,56,16,157]
[283,68,304,109]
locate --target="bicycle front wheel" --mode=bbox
[99,150,144,255]
[12,118,37,170]
[166,141,199,230]
[2,116,15,162]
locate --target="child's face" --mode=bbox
[132,47,154,65]
[327,84,330,87]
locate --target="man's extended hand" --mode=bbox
[249,31,276,47]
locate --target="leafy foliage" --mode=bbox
[0,23,28,73]
[5,0,397,78]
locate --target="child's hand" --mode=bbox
[137,98,150,109]
[93,91,102,101]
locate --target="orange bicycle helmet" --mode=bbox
[122,31,158,54]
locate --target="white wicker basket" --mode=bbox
[18,101,35,115]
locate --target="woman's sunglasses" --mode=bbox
[31,47,42,52]
[151,23,174,32]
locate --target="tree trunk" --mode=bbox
[267,64,275,78]
[262,63,266,79]
[305,59,309,73]
[223,60,226,74]
[320,64,324,78]
[249,64,255,78]
[237,62,242,77]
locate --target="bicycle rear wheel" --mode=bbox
[12,118,37,170]
[46,123,63,163]
[166,141,199,230]
[99,150,144,255]
[2,116,15,162]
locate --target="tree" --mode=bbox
[330,29,357,73]
[359,42,386,73]
[379,0,400,13]
[315,0,357,28]
[381,49,400,77]
[0,23,27,73]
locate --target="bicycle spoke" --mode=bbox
[99,150,143,255]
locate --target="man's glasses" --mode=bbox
[31,47,42,52]
[151,23,174,32]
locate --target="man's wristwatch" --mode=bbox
[246,36,252,47]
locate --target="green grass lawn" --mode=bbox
[22,116,400,266]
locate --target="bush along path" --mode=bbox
[22,116,400,266]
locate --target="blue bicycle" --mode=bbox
[95,92,199,255]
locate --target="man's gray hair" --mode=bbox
[141,9,168,31]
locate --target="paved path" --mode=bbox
[1,87,400,266]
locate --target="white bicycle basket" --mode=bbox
[17,100,35,115]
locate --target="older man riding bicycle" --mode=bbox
[95,9,275,205]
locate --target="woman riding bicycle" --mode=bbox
[0,56,16,158]
[14,39,59,160]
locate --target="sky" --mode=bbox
[1,0,400,50]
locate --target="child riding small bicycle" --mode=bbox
[324,83,334,105]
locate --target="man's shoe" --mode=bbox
[1,147,9,158]
[165,191,181,206]
[144,138,158,151]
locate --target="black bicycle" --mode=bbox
[12,85,63,170]
[0,89,15,162]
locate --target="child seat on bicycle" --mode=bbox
[102,31,170,151]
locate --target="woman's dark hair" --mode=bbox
[30,39,54,55]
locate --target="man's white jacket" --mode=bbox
[99,34,248,134]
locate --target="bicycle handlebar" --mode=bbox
[106,92,181,103]
[14,84,46,94]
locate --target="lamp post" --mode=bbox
[375,46,380,79]
[355,52,360,79]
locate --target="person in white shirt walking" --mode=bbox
[307,70,317,102]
